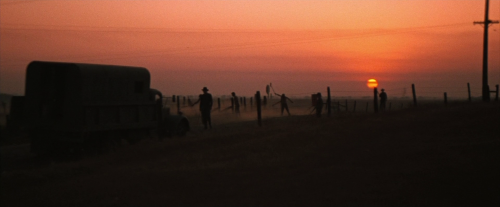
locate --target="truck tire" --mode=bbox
[174,120,189,137]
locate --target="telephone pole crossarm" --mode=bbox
[474,20,500,25]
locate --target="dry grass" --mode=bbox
[1,101,500,206]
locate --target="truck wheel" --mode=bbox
[174,121,188,137]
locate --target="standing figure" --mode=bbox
[191,87,213,129]
[273,93,293,116]
[315,92,324,117]
[231,92,240,114]
[379,89,387,111]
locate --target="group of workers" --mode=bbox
[190,87,388,129]
[189,87,295,130]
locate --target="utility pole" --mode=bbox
[474,0,499,102]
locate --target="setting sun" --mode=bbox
[367,79,378,89]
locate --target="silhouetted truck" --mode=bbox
[12,61,189,153]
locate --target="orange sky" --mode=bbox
[1,0,499,98]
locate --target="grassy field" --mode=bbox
[1,101,499,206]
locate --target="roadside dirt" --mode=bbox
[1,102,499,206]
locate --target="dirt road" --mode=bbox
[2,102,499,206]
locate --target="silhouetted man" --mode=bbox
[379,89,387,111]
[273,93,293,116]
[192,87,213,129]
[315,92,324,117]
[231,92,240,114]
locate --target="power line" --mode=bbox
[0,0,48,6]
[0,22,471,35]
[0,22,473,63]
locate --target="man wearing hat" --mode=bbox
[191,87,213,129]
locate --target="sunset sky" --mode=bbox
[1,0,499,98]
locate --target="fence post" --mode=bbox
[183,96,186,105]
[444,92,448,106]
[177,96,180,113]
[467,82,472,102]
[231,97,235,112]
[495,85,499,101]
[374,87,379,113]
[172,95,176,102]
[216,98,220,110]
[255,91,262,126]
[412,84,417,107]
[244,97,247,108]
[327,87,331,117]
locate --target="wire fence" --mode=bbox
[0,82,497,129]
[160,83,499,121]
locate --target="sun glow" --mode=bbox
[367,79,378,89]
